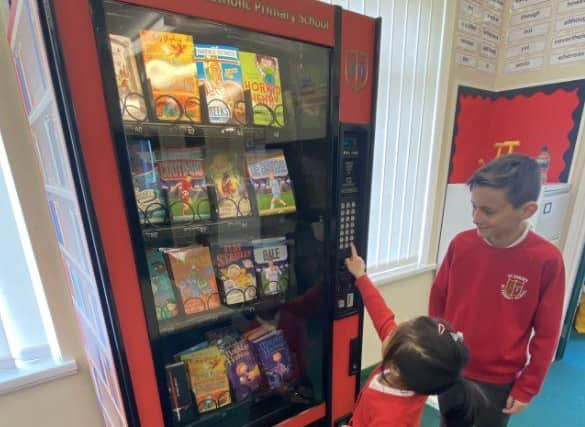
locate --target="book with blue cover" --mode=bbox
[252,237,289,296]
[251,329,292,390]
[127,139,166,225]
[195,44,246,125]
[146,250,179,321]
[224,339,262,401]
[246,149,296,216]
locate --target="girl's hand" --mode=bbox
[345,243,366,279]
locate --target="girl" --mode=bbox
[345,244,485,426]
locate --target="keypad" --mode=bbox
[339,200,357,249]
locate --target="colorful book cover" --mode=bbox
[109,34,147,121]
[180,346,232,413]
[127,139,166,225]
[165,245,221,315]
[206,151,252,219]
[251,330,292,390]
[139,30,201,123]
[156,148,210,222]
[146,250,179,321]
[165,362,196,423]
[246,150,296,216]
[175,341,209,358]
[252,238,289,296]
[214,243,258,305]
[241,52,284,127]
[224,339,262,401]
[195,44,246,125]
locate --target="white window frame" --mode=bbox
[0,131,76,395]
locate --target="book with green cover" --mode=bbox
[241,52,284,127]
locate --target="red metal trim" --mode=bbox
[50,1,163,426]
[116,0,335,46]
[331,315,360,425]
[339,10,376,124]
[274,403,326,427]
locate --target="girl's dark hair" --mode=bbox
[382,317,487,422]
[467,153,541,208]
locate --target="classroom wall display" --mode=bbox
[439,80,585,262]
[455,0,503,74]
[449,80,585,184]
[454,0,585,75]
[505,0,585,72]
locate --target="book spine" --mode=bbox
[166,362,195,423]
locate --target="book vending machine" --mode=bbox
[8,0,379,425]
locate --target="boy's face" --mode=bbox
[470,186,537,244]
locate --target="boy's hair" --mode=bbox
[467,153,541,208]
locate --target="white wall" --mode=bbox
[0,11,103,427]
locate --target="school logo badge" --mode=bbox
[344,49,369,92]
[501,274,528,300]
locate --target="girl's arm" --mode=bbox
[355,275,397,340]
[345,244,396,340]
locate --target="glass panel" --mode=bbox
[101,1,331,426]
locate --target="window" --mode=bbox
[0,130,74,393]
[321,0,450,278]
[0,0,75,392]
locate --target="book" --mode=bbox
[156,148,211,222]
[224,339,262,401]
[206,151,252,219]
[165,362,196,423]
[146,250,179,321]
[214,243,258,305]
[252,238,289,296]
[246,150,296,216]
[180,346,232,413]
[195,44,246,125]
[127,139,166,225]
[251,330,292,390]
[109,34,147,121]
[165,245,221,315]
[139,30,201,123]
[241,52,284,127]
[243,324,276,342]
[175,341,209,358]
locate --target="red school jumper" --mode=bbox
[429,229,565,403]
[350,275,428,427]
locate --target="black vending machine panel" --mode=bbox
[335,125,372,319]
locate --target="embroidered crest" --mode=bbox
[344,49,369,92]
[501,274,528,300]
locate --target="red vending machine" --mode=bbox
[9,0,379,425]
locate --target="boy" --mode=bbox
[429,154,565,426]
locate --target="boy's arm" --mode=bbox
[510,256,565,403]
[355,275,397,340]
[428,242,454,318]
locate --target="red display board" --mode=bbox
[449,81,585,184]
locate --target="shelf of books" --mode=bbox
[110,26,322,147]
[103,4,331,424]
